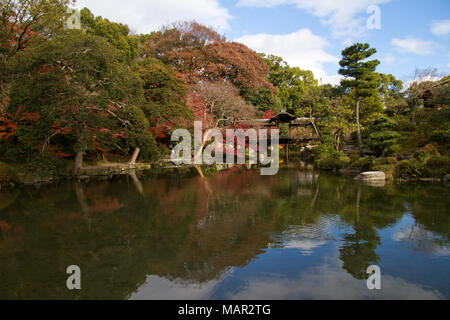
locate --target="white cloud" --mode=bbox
[392,37,435,56]
[382,53,396,64]
[224,262,444,300]
[430,20,450,36]
[236,0,391,37]
[235,29,341,85]
[130,275,224,300]
[75,0,232,33]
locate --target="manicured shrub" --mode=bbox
[394,159,426,180]
[315,154,350,171]
[350,157,375,172]
[425,156,450,178]
[394,160,412,180]
[313,146,351,171]
[0,162,19,188]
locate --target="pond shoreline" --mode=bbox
[1,159,449,191]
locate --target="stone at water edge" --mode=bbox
[354,171,386,181]
[444,174,450,183]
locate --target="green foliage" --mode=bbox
[139,57,193,138]
[339,43,381,99]
[366,115,402,156]
[350,157,375,172]
[395,116,417,132]
[262,54,318,114]
[424,156,450,178]
[0,162,19,188]
[378,73,404,109]
[23,152,69,176]
[244,87,282,114]
[316,97,355,151]
[80,8,138,62]
[313,145,350,171]
[5,30,158,166]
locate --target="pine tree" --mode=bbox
[339,43,380,155]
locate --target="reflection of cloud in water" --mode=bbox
[130,272,231,300]
[130,259,443,300]
[284,240,328,256]
[392,219,450,256]
[273,215,342,256]
[225,260,444,300]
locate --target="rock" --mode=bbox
[418,178,441,183]
[444,174,450,183]
[361,180,386,187]
[355,171,386,182]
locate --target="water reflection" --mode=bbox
[0,168,449,300]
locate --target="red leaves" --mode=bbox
[263,110,276,120]
[35,65,55,73]
[58,152,72,158]
[95,144,106,152]
[52,124,72,135]
[112,131,126,139]
[0,114,18,141]
[20,112,41,122]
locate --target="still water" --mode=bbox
[0,168,449,300]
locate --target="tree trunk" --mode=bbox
[74,151,84,177]
[128,148,140,165]
[356,98,363,156]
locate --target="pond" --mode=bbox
[0,168,449,300]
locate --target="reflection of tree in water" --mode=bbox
[339,224,381,280]
[397,222,450,255]
[0,169,449,299]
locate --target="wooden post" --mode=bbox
[286,145,289,164]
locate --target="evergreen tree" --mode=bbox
[339,43,380,155]
[6,30,158,173]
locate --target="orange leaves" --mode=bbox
[0,221,11,233]
[0,115,18,141]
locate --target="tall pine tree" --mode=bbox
[339,43,380,155]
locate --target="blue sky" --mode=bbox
[76,0,450,85]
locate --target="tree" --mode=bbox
[339,43,380,155]
[6,30,158,174]
[366,115,402,157]
[0,0,73,103]
[79,7,139,62]
[139,57,193,145]
[200,41,274,93]
[195,81,257,127]
[317,97,356,151]
[378,73,404,109]
[263,54,317,114]
[405,68,440,123]
[145,21,224,75]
